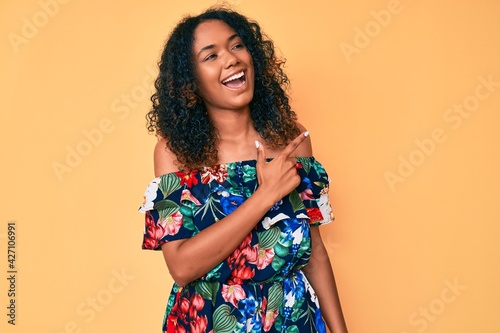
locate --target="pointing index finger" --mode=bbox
[281,131,309,158]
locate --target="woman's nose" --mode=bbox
[224,51,239,69]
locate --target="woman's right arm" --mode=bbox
[155,133,309,286]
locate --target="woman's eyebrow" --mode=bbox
[196,33,240,57]
[228,33,239,41]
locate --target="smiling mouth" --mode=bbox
[221,71,246,89]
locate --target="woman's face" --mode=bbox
[192,20,255,113]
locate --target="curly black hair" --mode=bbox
[146,7,300,169]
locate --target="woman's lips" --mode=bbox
[222,71,246,89]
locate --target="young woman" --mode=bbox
[140,7,348,333]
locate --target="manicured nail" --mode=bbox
[304,131,310,137]
[255,140,260,149]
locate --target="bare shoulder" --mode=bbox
[154,137,179,177]
[293,121,313,157]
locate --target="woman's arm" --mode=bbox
[155,133,309,286]
[302,227,348,333]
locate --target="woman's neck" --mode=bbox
[209,107,254,140]
[208,107,263,163]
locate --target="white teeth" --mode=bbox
[222,71,244,83]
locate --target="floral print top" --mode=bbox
[139,157,334,333]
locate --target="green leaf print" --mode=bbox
[289,190,306,212]
[213,304,237,333]
[210,280,221,305]
[182,216,197,231]
[312,160,326,177]
[226,163,237,178]
[179,204,194,218]
[242,164,256,182]
[286,325,299,333]
[225,176,238,189]
[257,227,280,250]
[267,283,284,311]
[291,297,305,321]
[154,199,178,211]
[165,292,176,315]
[166,284,180,314]
[274,242,289,258]
[155,199,180,221]
[273,315,282,331]
[205,262,223,281]
[271,255,286,271]
[196,196,221,221]
[159,173,181,197]
[243,187,252,199]
[194,281,217,301]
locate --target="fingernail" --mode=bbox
[304,131,310,137]
[255,140,260,149]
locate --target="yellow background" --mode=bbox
[1,0,499,332]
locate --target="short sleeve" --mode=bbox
[296,157,335,227]
[138,173,196,251]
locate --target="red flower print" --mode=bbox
[299,188,314,201]
[191,293,205,311]
[260,297,279,332]
[240,233,252,247]
[222,284,246,307]
[306,207,324,223]
[181,189,202,206]
[263,309,279,332]
[179,297,190,314]
[254,246,275,270]
[176,170,199,188]
[230,265,255,285]
[201,165,228,184]
[143,211,168,249]
[163,211,183,236]
[190,315,208,333]
[226,233,253,269]
[166,316,177,333]
[145,210,155,229]
[189,293,205,318]
[168,292,207,333]
[142,237,158,250]
[226,233,256,284]
[242,244,257,264]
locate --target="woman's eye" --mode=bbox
[232,43,244,50]
[204,54,217,61]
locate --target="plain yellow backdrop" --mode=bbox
[1,0,499,332]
